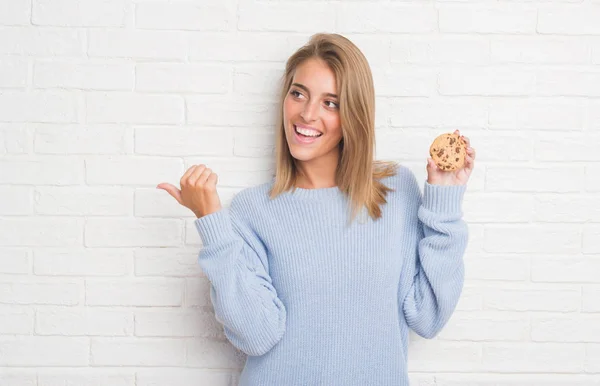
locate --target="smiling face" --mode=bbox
[282,57,343,166]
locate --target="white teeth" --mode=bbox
[295,125,322,137]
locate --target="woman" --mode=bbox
[157,33,476,386]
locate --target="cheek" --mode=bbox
[282,97,290,119]
[325,115,342,137]
[283,96,298,116]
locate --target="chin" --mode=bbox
[288,146,317,162]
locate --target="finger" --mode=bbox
[467,146,476,159]
[180,165,199,186]
[156,183,183,205]
[206,172,218,189]
[454,129,460,136]
[196,167,213,186]
[464,154,475,171]
[187,164,208,185]
[461,135,470,147]
[427,158,437,171]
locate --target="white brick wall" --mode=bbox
[1,0,599,384]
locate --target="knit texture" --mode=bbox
[194,165,468,386]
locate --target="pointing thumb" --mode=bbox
[156,183,182,205]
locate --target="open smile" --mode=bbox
[293,124,323,144]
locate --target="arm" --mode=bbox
[398,169,468,339]
[194,194,286,356]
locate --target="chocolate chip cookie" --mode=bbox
[429,133,466,171]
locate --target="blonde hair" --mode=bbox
[269,33,399,225]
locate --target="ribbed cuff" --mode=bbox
[422,182,466,214]
[193,208,235,246]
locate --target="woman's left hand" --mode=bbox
[427,130,476,186]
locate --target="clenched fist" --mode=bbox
[156,165,222,219]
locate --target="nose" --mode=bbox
[300,99,319,122]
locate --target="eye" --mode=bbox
[290,90,303,98]
[325,100,339,109]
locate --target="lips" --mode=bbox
[294,123,322,135]
[292,124,321,144]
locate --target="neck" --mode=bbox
[295,149,339,189]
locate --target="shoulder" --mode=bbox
[228,179,273,219]
[381,164,420,192]
[378,165,423,213]
[226,181,277,244]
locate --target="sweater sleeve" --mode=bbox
[398,169,468,339]
[194,195,287,356]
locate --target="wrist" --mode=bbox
[422,182,466,213]
[427,179,466,186]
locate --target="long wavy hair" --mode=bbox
[269,33,399,225]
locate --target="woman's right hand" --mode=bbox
[156,164,222,219]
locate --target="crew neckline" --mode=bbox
[264,177,345,200]
[287,185,344,200]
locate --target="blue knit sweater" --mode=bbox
[194,165,468,386]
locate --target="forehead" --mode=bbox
[292,58,337,92]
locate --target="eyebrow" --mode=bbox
[291,83,338,99]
